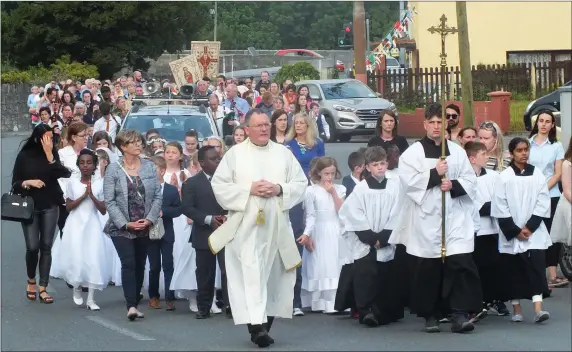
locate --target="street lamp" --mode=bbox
[210,2,218,41]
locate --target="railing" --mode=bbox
[368,61,572,107]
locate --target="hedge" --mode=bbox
[273,62,320,86]
[1,55,99,84]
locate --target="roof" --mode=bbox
[295,78,359,85]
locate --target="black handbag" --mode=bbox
[1,183,34,223]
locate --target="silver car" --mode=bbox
[120,101,219,146]
[295,79,397,142]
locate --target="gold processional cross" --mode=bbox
[427,14,458,262]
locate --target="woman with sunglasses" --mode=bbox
[478,121,510,171]
[528,111,567,288]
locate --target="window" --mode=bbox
[320,81,377,100]
[123,114,215,142]
[307,84,322,99]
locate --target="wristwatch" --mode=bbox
[277,184,283,196]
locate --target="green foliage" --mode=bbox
[274,62,320,85]
[197,2,399,50]
[1,2,209,78]
[1,55,99,84]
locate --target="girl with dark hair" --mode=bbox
[491,137,552,323]
[528,111,567,287]
[12,124,72,303]
[458,126,478,147]
[270,109,288,144]
[367,110,409,156]
[294,94,309,115]
[58,149,108,310]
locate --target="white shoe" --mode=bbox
[293,308,304,316]
[211,301,222,314]
[135,309,145,318]
[86,300,100,311]
[73,288,83,306]
[189,297,198,312]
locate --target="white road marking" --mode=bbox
[86,316,155,341]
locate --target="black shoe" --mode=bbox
[251,331,273,348]
[226,307,233,319]
[450,313,475,333]
[470,309,488,324]
[425,317,440,333]
[489,301,510,316]
[195,310,210,319]
[66,282,73,289]
[362,312,380,327]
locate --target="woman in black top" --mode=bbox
[367,109,409,156]
[12,124,72,304]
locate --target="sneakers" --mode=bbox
[489,301,510,316]
[188,297,198,312]
[450,313,475,333]
[211,301,222,314]
[439,316,451,323]
[511,314,523,322]
[293,308,304,316]
[469,309,488,324]
[534,311,550,323]
[425,317,440,333]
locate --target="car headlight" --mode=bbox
[333,104,357,113]
[388,103,397,112]
[525,100,536,114]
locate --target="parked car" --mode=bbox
[275,49,324,58]
[120,99,219,146]
[295,79,398,142]
[523,81,570,131]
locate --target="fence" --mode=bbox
[368,61,572,108]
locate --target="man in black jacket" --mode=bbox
[181,146,228,319]
[148,156,182,311]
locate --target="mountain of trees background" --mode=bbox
[1,1,399,78]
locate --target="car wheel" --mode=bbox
[324,115,337,143]
[559,244,572,281]
[338,134,352,143]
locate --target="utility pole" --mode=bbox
[353,0,367,84]
[456,1,474,126]
[399,1,405,67]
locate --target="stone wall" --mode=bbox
[1,84,32,133]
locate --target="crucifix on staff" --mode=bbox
[427,14,458,262]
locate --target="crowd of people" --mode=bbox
[12,70,572,348]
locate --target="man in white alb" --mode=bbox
[208,108,308,347]
[389,103,482,334]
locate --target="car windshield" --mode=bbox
[386,57,400,67]
[122,114,215,142]
[320,81,378,100]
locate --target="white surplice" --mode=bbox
[389,140,477,258]
[340,176,402,264]
[474,169,500,236]
[491,165,552,254]
[210,139,308,325]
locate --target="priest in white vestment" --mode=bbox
[389,103,482,334]
[209,108,308,347]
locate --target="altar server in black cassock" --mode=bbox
[491,137,551,324]
[465,141,511,319]
[337,146,405,327]
[389,103,482,334]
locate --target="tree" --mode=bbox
[1,2,210,78]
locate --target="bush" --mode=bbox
[1,55,99,84]
[273,62,320,86]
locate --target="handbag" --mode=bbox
[149,217,165,240]
[1,183,34,223]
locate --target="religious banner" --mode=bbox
[169,55,202,89]
[190,41,221,80]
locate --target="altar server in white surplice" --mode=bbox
[208,109,308,348]
[389,103,482,334]
[336,146,405,327]
[491,137,552,324]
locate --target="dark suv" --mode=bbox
[523,81,570,131]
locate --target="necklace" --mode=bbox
[124,162,138,171]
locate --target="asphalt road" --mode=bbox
[1,134,570,351]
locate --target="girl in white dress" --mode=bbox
[298,156,346,313]
[161,142,198,311]
[95,148,122,286]
[59,149,109,310]
[551,139,572,246]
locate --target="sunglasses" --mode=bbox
[446,113,458,119]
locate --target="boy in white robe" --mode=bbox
[390,103,482,334]
[209,109,308,348]
[491,137,551,323]
[337,146,405,327]
[465,141,511,320]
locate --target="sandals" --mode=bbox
[548,277,569,288]
[26,279,37,301]
[38,289,54,304]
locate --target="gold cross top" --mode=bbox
[427,14,458,67]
